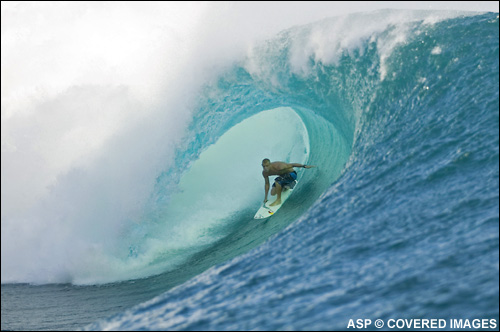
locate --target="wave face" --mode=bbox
[80,10,499,331]
[1,7,498,331]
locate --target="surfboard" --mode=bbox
[254,180,298,219]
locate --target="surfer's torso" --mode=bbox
[262,161,295,177]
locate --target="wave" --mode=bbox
[84,10,498,330]
[2,8,497,287]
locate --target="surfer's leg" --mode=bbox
[270,181,282,206]
[271,176,283,196]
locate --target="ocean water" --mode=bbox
[1,8,498,331]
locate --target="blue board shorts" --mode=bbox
[273,171,297,188]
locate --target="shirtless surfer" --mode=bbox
[262,159,315,206]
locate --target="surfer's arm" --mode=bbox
[263,174,270,203]
[290,163,315,169]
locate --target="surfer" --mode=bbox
[262,159,315,206]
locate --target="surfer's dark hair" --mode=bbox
[262,158,270,165]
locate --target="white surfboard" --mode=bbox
[254,180,298,219]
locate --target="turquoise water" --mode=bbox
[1,10,498,331]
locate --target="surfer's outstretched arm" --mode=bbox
[290,163,316,169]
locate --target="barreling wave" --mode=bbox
[2,10,498,291]
[115,9,496,286]
[84,8,498,330]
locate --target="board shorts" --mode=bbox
[273,171,297,189]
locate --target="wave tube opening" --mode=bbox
[123,104,351,285]
[119,108,307,280]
